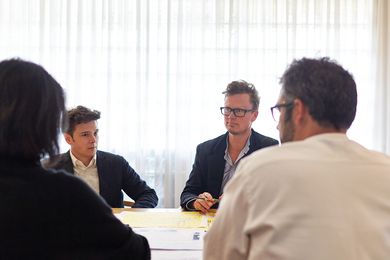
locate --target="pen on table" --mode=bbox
[197,197,220,203]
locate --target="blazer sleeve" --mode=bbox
[119,157,158,208]
[180,144,205,209]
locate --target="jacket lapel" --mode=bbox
[62,151,75,174]
[207,134,227,197]
[96,151,107,197]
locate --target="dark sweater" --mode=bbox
[0,157,150,259]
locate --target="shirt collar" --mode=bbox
[69,150,97,168]
[224,132,252,163]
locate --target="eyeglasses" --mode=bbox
[270,102,294,121]
[220,107,255,117]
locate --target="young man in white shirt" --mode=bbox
[46,106,158,208]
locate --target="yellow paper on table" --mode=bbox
[115,211,214,229]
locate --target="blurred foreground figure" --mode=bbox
[0,58,150,259]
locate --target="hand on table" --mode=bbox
[193,192,217,214]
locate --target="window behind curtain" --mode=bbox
[0,0,373,207]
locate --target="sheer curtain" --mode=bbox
[0,0,377,207]
[372,0,390,154]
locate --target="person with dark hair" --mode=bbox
[180,80,278,213]
[0,58,150,258]
[45,105,158,208]
[204,57,390,260]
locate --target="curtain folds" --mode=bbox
[372,0,390,154]
[0,0,380,207]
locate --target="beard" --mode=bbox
[279,116,295,143]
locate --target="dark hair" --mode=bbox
[65,106,101,136]
[222,80,260,110]
[280,57,357,130]
[0,58,66,160]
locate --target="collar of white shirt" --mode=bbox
[69,150,97,169]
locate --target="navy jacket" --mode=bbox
[180,130,278,209]
[47,150,158,208]
[0,157,150,259]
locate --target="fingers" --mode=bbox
[201,192,212,200]
[194,192,214,214]
[194,199,210,214]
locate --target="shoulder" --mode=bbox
[239,142,301,177]
[42,152,71,169]
[41,167,91,190]
[97,150,123,160]
[197,133,227,151]
[96,150,128,165]
[251,130,279,147]
[41,167,112,211]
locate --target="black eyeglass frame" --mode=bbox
[270,102,294,121]
[220,107,256,117]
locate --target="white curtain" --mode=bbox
[0,0,378,207]
[372,0,390,154]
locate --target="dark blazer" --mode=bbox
[0,157,150,259]
[180,129,278,209]
[46,150,158,208]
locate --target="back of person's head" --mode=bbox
[0,58,66,161]
[280,57,357,130]
[223,80,260,110]
[65,106,101,136]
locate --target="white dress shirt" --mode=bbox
[69,151,99,194]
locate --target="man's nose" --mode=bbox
[228,112,236,118]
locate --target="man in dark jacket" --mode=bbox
[46,105,158,208]
[181,80,278,213]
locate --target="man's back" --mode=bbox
[204,133,390,260]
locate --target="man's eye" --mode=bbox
[235,109,245,113]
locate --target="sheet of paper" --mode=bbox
[134,228,205,250]
[114,211,214,229]
[151,250,202,260]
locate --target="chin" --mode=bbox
[228,129,243,136]
[87,149,97,155]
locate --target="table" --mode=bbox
[112,208,215,260]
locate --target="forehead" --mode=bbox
[224,93,252,107]
[277,89,288,103]
[74,121,98,133]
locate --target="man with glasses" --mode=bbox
[180,80,278,213]
[204,57,390,260]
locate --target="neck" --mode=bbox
[228,130,251,150]
[80,158,92,167]
[295,123,347,141]
[71,150,94,167]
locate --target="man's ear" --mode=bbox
[64,133,73,145]
[292,99,307,125]
[251,110,259,122]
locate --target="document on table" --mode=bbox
[134,228,205,250]
[151,250,202,260]
[114,211,214,229]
